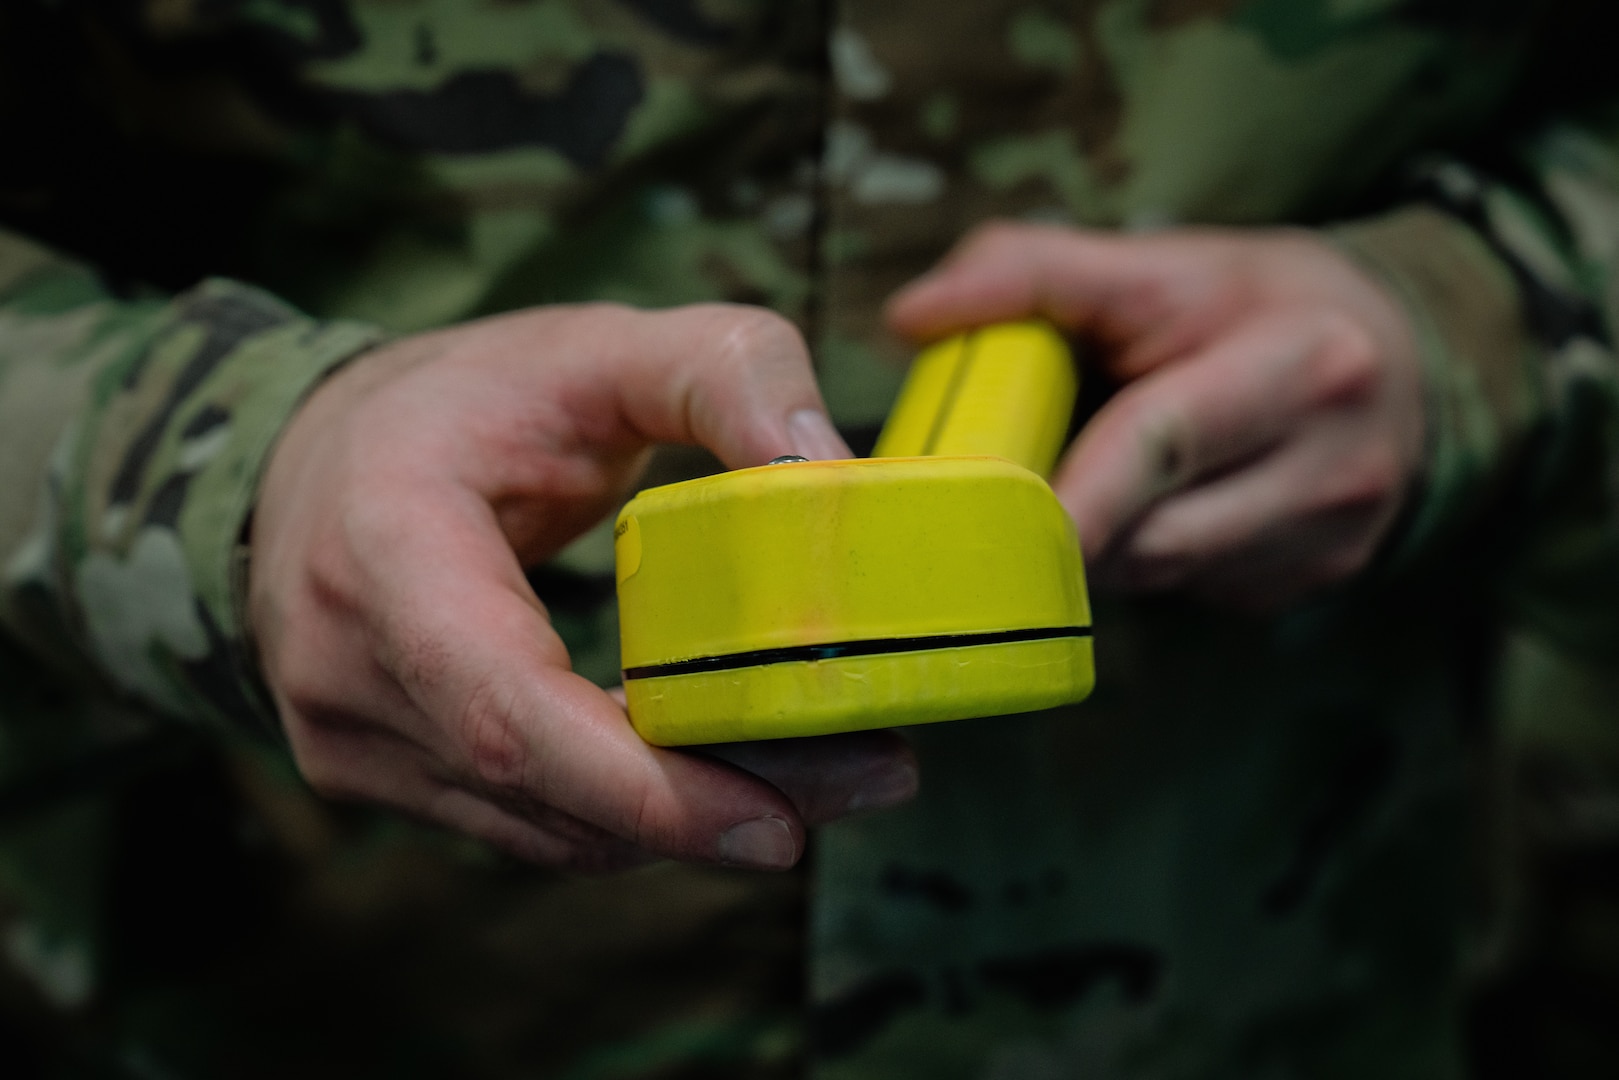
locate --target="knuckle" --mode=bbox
[711,305,804,368]
[288,729,365,803]
[1117,391,1193,486]
[305,527,369,618]
[308,504,394,617]
[457,677,532,791]
[1312,318,1383,403]
[274,653,327,721]
[263,597,339,716]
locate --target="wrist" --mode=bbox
[140,281,384,733]
[1328,205,1543,569]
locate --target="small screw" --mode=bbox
[768,455,810,465]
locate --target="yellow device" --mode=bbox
[615,321,1093,746]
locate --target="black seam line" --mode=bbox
[622,626,1092,681]
[921,330,978,456]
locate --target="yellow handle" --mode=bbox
[872,321,1077,477]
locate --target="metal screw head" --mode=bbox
[768,455,810,465]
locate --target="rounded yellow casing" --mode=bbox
[615,321,1093,746]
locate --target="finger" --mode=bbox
[428,786,658,873]
[260,590,444,749]
[1051,316,1371,558]
[565,303,852,469]
[1123,425,1398,572]
[284,709,651,870]
[884,222,1224,357]
[609,690,921,825]
[1182,504,1386,613]
[611,689,920,826]
[366,498,813,870]
[701,731,919,826]
[1116,499,1382,613]
[1102,427,1399,597]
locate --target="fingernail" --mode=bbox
[845,761,919,814]
[718,816,798,870]
[787,409,852,461]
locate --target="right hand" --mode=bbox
[249,303,918,872]
[888,223,1426,611]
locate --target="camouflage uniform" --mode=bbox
[2,1,1619,1077]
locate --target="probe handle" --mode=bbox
[872,322,1077,477]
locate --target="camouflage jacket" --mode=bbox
[3,1,1619,1078]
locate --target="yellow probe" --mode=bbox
[614,321,1093,746]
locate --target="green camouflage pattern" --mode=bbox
[2,0,1618,1076]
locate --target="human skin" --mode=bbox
[249,302,919,872]
[888,223,1426,612]
[249,230,1424,871]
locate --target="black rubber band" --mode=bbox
[622,626,1092,680]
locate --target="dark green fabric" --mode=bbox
[3,1,1619,1076]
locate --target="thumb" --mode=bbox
[590,304,851,468]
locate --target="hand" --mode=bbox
[887,223,1426,611]
[249,303,917,872]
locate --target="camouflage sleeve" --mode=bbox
[1330,123,1619,657]
[0,227,384,735]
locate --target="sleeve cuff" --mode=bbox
[71,279,385,735]
[1329,205,1546,568]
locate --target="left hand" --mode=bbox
[249,302,915,873]
[887,222,1426,611]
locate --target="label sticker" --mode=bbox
[614,514,642,583]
